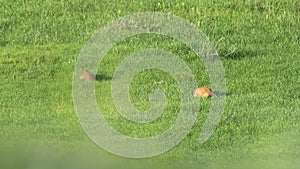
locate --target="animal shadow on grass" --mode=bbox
[218,48,264,60]
[213,91,231,97]
[95,74,112,81]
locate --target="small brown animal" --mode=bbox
[80,69,96,82]
[193,87,215,98]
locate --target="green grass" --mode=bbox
[1,0,300,169]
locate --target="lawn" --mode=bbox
[0,0,299,169]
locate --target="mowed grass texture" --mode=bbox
[0,0,300,169]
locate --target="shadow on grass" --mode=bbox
[95,74,112,81]
[214,91,231,97]
[218,48,264,60]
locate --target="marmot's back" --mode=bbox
[80,69,96,82]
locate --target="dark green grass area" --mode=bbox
[1,0,300,169]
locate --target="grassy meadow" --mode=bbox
[0,0,299,169]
